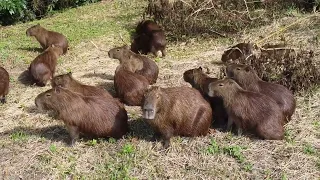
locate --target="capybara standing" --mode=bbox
[183,67,228,129]
[131,20,166,57]
[142,86,212,148]
[29,45,63,87]
[226,63,296,122]
[0,67,9,104]
[114,65,149,106]
[108,45,159,84]
[35,87,128,145]
[51,72,113,99]
[26,24,69,54]
[207,78,284,140]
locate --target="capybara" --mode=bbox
[35,87,128,145]
[108,45,159,84]
[207,78,284,140]
[183,67,228,129]
[142,86,212,148]
[26,24,69,54]
[226,63,296,122]
[131,20,166,57]
[51,72,113,99]
[114,65,149,106]
[221,43,254,62]
[29,45,63,86]
[0,67,9,104]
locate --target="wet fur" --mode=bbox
[226,63,296,122]
[35,87,128,145]
[26,24,69,54]
[114,65,149,106]
[208,78,285,140]
[143,86,212,148]
[108,45,159,84]
[0,67,9,104]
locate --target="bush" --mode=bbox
[144,0,319,40]
[0,0,101,25]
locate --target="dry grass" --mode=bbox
[0,0,319,179]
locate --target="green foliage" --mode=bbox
[303,144,316,155]
[87,139,98,146]
[206,139,221,155]
[49,144,57,153]
[0,0,101,25]
[121,143,135,155]
[223,146,245,163]
[10,131,28,141]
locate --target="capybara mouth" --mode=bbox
[108,52,112,58]
[142,109,155,120]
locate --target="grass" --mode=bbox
[0,0,320,179]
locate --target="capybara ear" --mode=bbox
[51,44,56,48]
[124,45,130,50]
[198,66,202,71]
[67,71,72,76]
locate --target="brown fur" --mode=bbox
[114,65,149,106]
[226,63,296,122]
[183,67,228,129]
[35,87,128,145]
[221,43,254,62]
[207,78,284,140]
[26,24,69,54]
[51,72,114,99]
[142,86,212,148]
[131,20,166,57]
[0,67,9,104]
[108,45,159,84]
[29,45,63,87]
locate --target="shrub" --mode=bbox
[0,0,27,25]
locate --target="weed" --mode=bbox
[284,129,295,144]
[49,144,57,153]
[108,138,116,144]
[10,131,28,142]
[303,144,316,155]
[223,145,245,163]
[121,143,135,155]
[206,139,221,155]
[87,139,98,146]
[281,173,288,180]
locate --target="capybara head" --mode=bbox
[208,78,241,98]
[35,87,74,111]
[108,45,130,59]
[183,67,203,83]
[226,63,259,84]
[26,24,41,36]
[51,72,73,88]
[142,86,162,120]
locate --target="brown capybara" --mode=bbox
[207,78,284,140]
[108,45,159,84]
[221,43,254,62]
[35,87,128,145]
[183,67,228,129]
[0,67,9,104]
[29,45,63,87]
[142,86,212,148]
[114,65,149,106]
[51,72,114,99]
[226,63,296,122]
[131,20,166,57]
[26,24,69,54]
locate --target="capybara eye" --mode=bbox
[45,93,51,97]
[236,67,241,70]
[218,83,224,87]
[116,49,120,52]
[58,85,63,87]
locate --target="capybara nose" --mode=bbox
[108,51,111,58]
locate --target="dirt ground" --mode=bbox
[0,1,319,179]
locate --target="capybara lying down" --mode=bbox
[142,86,212,148]
[226,63,296,122]
[51,72,114,99]
[29,45,63,87]
[131,20,166,57]
[207,78,284,140]
[108,45,159,84]
[221,43,254,62]
[114,65,149,106]
[35,87,128,145]
[0,67,9,104]
[26,24,69,54]
[183,67,228,129]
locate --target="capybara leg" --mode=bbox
[237,127,243,136]
[67,125,80,146]
[0,96,6,104]
[161,48,166,57]
[161,129,173,149]
[151,46,158,57]
[162,138,171,149]
[227,117,234,131]
[152,131,161,141]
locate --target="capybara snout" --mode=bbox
[142,91,159,120]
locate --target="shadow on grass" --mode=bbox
[127,118,155,142]
[17,47,43,53]
[18,70,35,86]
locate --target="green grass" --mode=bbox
[0,0,146,66]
